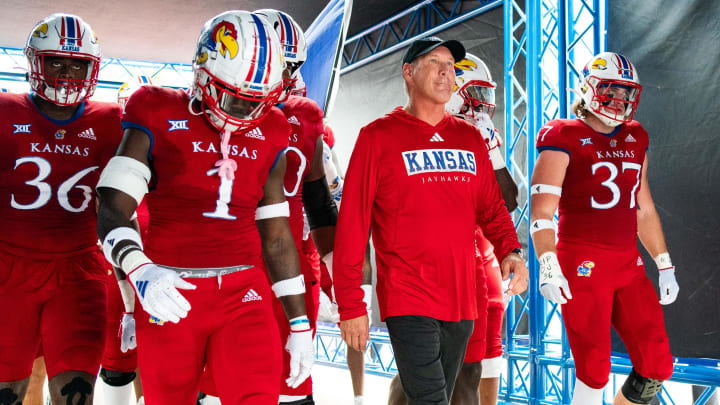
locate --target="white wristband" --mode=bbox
[272,274,306,297]
[102,227,144,267]
[255,201,290,220]
[289,315,311,332]
[361,284,372,310]
[654,252,672,269]
[531,184,562,196]
[530,219,556,235]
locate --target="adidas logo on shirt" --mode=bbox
[245,127,265,140]
[287,116,301,126]
[429,133,444,142]
[78,128,96,140]
[242,289,263,302]
[625,134,637,142]
[637,256,644,266]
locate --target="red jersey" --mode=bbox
[0,92,122,258]
[536,119,648,249]
[122,87,290,268]
[334,107,520,322]
[280,95,324,281]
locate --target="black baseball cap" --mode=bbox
[402,36,466,65]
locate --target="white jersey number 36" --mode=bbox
[11,156,98,213]
[591,161,641,209]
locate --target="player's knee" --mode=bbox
[99,368,136,387]
[481,356,503,379]
[620,368,664,404]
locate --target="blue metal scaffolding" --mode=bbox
[341,0,503,74]
[1,1,719,402]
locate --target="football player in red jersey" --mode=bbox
[0,13,122,405]
[333,37,528,405]
[95,11,313,405]
[530,52,678,405]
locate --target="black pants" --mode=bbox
[386,315,474,405]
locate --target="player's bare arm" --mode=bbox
[97,127,194,323]
[636,156,669,255]
[96,127,151,248]
[495,167,519,212]
[257,152,307,319]
[635,155,679,305]
[530,149,572,304]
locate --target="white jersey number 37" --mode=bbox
[591,161,641,210]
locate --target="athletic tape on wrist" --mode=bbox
[530,219,556,235]
[121,250,152,276]
[654,252,672,270]
[538,251,561,280]
[102,227,143,267]
[530,184,562,196]
[488,148,506,170]
[97,156,151,206]
[272,274,306,297]
[289,315,311,332]
[255,201,290,220]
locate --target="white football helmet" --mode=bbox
[192,10,285,133]
[578,52,642,127]
[291,71,307,97]
[25,13,101,106]
[254,9,307,102]
[117,75,154,107]
[446,53,496,119]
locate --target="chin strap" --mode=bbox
[215,129,237,180]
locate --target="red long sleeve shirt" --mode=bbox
[334,107,520,322]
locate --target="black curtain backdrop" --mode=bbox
[608,0,720,359]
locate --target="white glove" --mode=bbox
[127,264,196,323]
[317,291,340,323]
[658,267,679,305]
[538,252,572,304]
[120,312,136,353]
[285,329,314,388]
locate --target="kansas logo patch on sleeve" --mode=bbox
[402,149,476,175]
